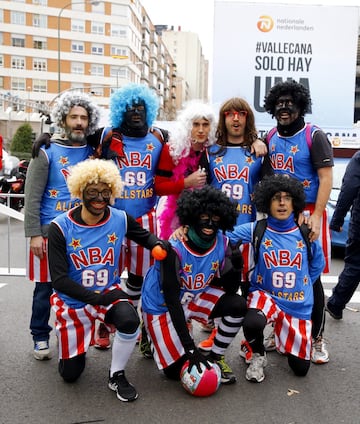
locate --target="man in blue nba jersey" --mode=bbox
[24,91,100,360]
[264,80,333,363]
[47,159,169,402]
[141,186,247,385]
[228,174,325,383]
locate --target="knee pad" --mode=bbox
[107,301,140,334]
[58,354,86,383]
[243,308,267,332]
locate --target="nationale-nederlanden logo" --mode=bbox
[257,15,274,32]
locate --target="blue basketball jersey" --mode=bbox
[268,126,319,203]
[228,221,325,319]
[206,144,263,225]
[141,232,227,315]
[52,207,127,309]
[111,132,163,217]
[40,142,93,225]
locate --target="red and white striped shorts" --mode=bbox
[142,286,225,369]
[120,208,157,277]
[27,238,50,282]
[248,290,312,360]
[50,284,124,359]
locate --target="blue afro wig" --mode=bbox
[110,83,159,128]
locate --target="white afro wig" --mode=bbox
[168,100,217,164]
[51,91,100,135]
[67,159,124,204]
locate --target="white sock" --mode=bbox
[110,328,139,376]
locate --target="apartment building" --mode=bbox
[0,0,185,143]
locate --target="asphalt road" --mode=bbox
[1,216,360,424]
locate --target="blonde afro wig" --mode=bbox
[67,159,123,205]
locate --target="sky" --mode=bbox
[141,0,360,62]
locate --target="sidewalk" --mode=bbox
[1,275,360,424]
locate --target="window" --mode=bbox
[110,66,129,79]
[33,14,47,28]
[72,19,85,32]
[11,11,25,25]
[91,64,104,76]
[71,42,84,53]
[33,37,47,49]
[0,9,3,23]
[11,56,25,69]
[0,55,3,67]
[91,2,104,14]
[12,35,25,48]
[33,58,47,72]
[90,87,104,96]
[111,24,127,38]
[111,46,128,57]
[91,22,104,35]
[11,78,26,91]
[33,0,47,5]
[33,79,47,92]
[112,4,127,17]
[91,44,104,55]
[71,62,84,74]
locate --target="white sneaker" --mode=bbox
[33,340,52,360]
[264,330,276,351]
[246,353,267,383]
[311,336,329,364]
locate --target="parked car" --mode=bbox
[1,149,20,176]
[327,156,352,248]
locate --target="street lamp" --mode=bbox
[57,0,101,94]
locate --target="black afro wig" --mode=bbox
[264,80,312,117]
[176,186,238,232]
[254,174,305,217]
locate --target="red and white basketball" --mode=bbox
[180,360,221,397]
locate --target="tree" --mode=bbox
[10,123,33,160]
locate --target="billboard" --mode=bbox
[212,1,359,129]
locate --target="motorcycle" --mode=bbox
[0,160,29,211]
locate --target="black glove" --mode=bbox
[32,132,51,158]
[155,239,172,252]
[230,241,243,271]
[186,348,211,373]
[100,289,128,306]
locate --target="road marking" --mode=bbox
[0,283,7,289]
[322,275,360,304]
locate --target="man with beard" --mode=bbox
[30,84,167,353]
[263,80,333,364]
[24,91,100,360]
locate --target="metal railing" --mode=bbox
[0,193,26,276]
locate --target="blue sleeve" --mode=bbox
[309,240,326,283]
[226,222,253,245]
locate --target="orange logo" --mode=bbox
[257,15,274,32]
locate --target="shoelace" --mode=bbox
[36,341,48,350]
[218,357,233,373]
[313,338,326,352]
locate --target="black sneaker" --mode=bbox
[108,371,138,402]
[325,301,343,320]
[214,355,236,384]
